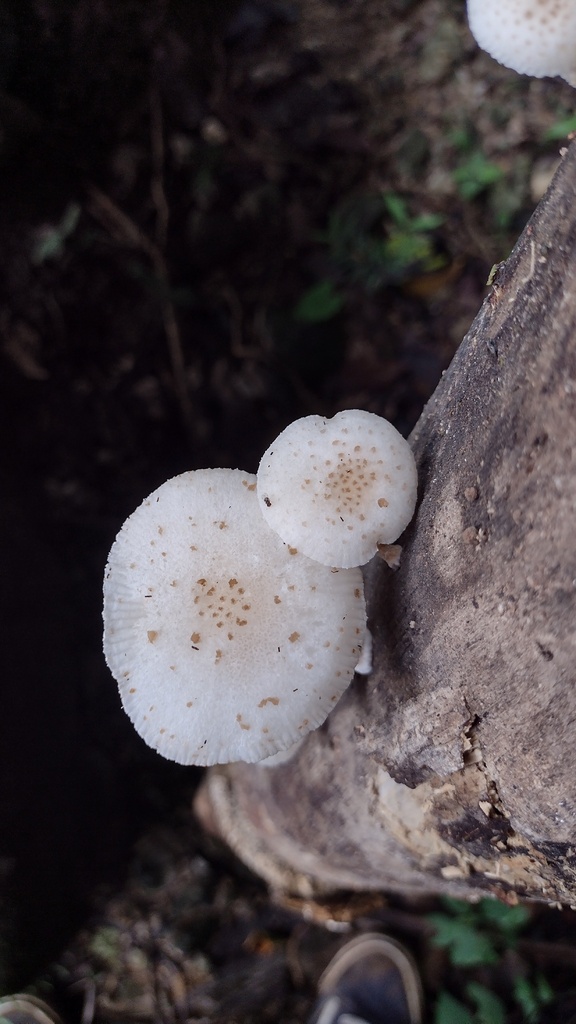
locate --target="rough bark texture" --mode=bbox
[195,140,576,906]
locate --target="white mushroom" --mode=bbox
[467,0,576,86]
[257,410,417,568]
[103,469,365,766]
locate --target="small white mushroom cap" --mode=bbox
[467,0,576,86]
[103,469,365,766]
[257,410,417,568]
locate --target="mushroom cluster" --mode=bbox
[467,0,576,85]
[103,411,417,766]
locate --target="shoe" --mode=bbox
[0,994,63,1024]
[308,932,423,1024]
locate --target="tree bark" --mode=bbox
[195,139,576,906]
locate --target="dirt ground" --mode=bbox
[2,0,576,1020]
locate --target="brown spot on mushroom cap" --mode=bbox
[257,410,417,568]
[103,468,366,767]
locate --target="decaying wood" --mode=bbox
[195,140,576,905]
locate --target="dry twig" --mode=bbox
[85,89,194,443]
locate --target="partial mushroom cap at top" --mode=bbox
[257,410,417,569]
[467,0,576,86]
[103,469,365,766]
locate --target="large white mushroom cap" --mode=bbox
[257,410,417,569]
[103,469,365,766]
[467,0,576,85]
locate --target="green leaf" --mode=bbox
[428,916,499,966]
[382,230,429,267]
[382,194,443,234]
[428,914,469,942]
[513,975,554,1023]
[534,974,554,1004]
[478,899,530,935]
[448,126,475,152]
[382,192,410,228]
[453,153,504,201]
[293,280,344,323]
[434,991,475,1024]
[513,978,539,1024]
[381,230,444,279]
[466,982,506,1024]
[410,213,444,232]
[440,897,475,919]
[544,114,576,141]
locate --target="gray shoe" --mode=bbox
[308,932,423,1024]
[0,995,63,1024]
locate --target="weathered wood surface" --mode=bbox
[196,140,576,905]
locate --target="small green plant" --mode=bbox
[452,151,504,201]
[513,975,555,1024]
[293,279,345,324]
[448,125,520,229]
[429,896,529,966]
[301,191,445,304]
[435,984,506,1024]
[379,193,445,281]
[429,898,553,1024]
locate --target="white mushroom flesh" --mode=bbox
[103,469,366,766]
[257,410,417,568]
[467,0,576,85]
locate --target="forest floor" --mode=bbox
[2,0,576,1021]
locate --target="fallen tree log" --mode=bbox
[195,139,576,906]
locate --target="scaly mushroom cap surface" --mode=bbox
[467,0,576,85]
[257,410,417,568]
[103,469,365,766]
